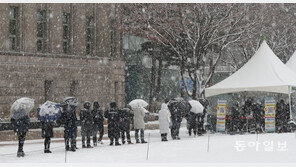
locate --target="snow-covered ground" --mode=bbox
[1,127,296,163]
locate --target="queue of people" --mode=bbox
[11,100,149,157]
[225,98,291,134]
[11,97,291,158]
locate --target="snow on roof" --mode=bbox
[286,51,296,74]
[205,41,296,97]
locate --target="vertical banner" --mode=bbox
[216,99,227,132]
[264,98,276,132]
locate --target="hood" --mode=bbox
[161,103,168,110]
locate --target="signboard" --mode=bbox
[216,99,227,132]
[264,98,276,132]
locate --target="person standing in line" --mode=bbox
[158,102,171,141]
[41,121,54,153]
[132,106,148,143]
[80,101,94,148]
[92,101,105,146]
[119,105,134,144]
[104,102,121,146]
[11,109,30,157]
[57,102,77,152]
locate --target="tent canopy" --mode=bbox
[205,41,296,97]
[286,51,296,73]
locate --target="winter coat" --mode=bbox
[11,115,30,136]
[119,108,134,131]
[104,108,121,139]
[276,102,287,120]
[186,112,198,129]
[57,106,77,139]
[253,103,264,121]
[92,108,104,130]
[41,122,54,138]
[158,103,171,134]
[169,105,183,118]
[80,108,94,136]
[132,107,146,129]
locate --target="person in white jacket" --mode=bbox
[132,107,148,143]
[158,103,171,141]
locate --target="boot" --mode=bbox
[93,139,97,146]
[65,139,70,151]
[127,140,133,144]
[115,139,121,146]
[163,136,168,142]
[122,140,126,144]
[141,139,147,144]
[17,151,25,157]
[82,144,86,148]
[70,146,76,152]
[136,139,140,143]
[44,150,52,153]
[109,138,114,146]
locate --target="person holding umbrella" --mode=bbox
[129,99,149,143]
[10,97,34,157]
[168,98,192,140]
[37,101,62,153]
[57,97,78,152]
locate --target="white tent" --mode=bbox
[286,51,296,73]
[205,41,296,98]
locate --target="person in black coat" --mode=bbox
[57,102,78,152]
[41,121,54,153]
[169,105,183,140]
[186,112,198,136]
[10,112,30,157]
[276,99,288,133]
[253,102,264,133]
[230,102,240,134]
[104,102,121,146]
[80,102,94,148]
[92,101,105,146]
[119,105,134,144]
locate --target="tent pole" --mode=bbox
[289,86,293,121]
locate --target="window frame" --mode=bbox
[62,12,71,54]
[9,6,19,51]
[36,9,47,53]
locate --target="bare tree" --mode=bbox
[122,4,256,99]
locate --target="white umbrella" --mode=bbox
[10,97,35,119]
[189,100,204,114]
[129,99,148,108]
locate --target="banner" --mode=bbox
[216,99,227,132]
[264,98,276,132]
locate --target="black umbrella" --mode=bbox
[168,97,192,116]
[63,97,78,107]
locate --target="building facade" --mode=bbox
[0,3,125,120]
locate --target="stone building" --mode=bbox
[0,3,125,120]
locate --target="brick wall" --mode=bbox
[0,53,125,119]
